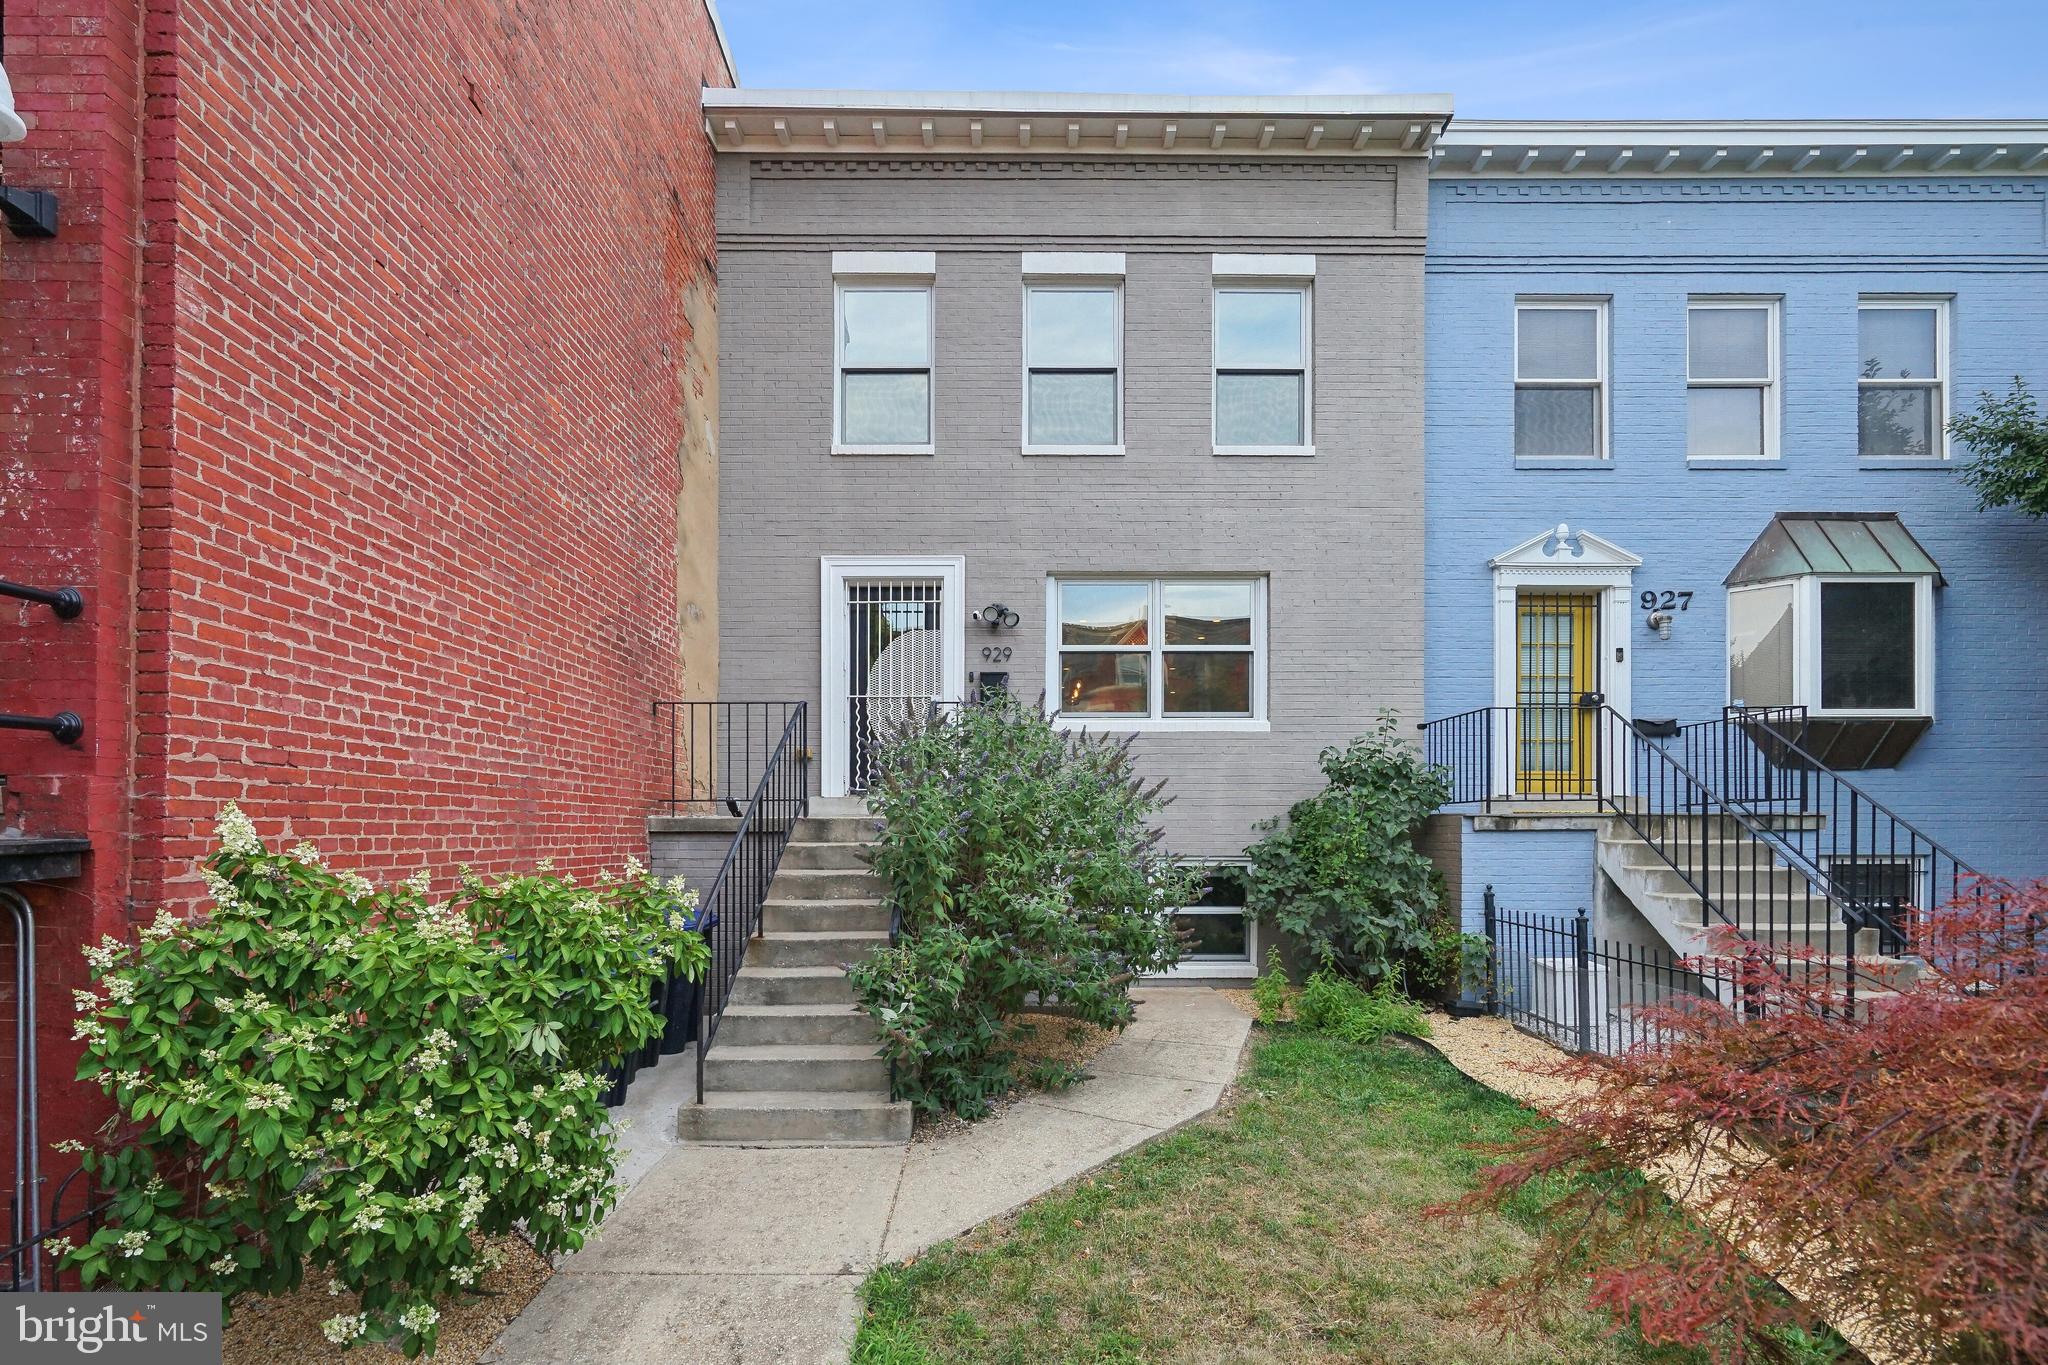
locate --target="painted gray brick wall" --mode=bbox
[717,154,1428,860]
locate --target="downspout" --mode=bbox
[2,886,40,1290]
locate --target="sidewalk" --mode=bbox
[484,988,1252,1365]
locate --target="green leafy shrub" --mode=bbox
[1294,971,1431,1045]
[1951,377,2048,518]
[849,698,1195,1119]
[1250,948,1291,1028]
[1243,712,1451,984]
[62,805,707,1356]
[1412,880,1494,1004]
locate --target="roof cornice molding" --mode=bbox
[1435,120,2048,179]
[701,88,1454,159]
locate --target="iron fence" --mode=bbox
[2,1167,108,1293]
[1482,890,1768,1055]
[652,701,807,815]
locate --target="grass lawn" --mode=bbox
[853,1030,1707,1365]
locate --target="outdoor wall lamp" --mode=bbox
[973,604,1020,630]
[1647,611,1675,641]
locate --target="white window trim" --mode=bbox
[1153,859,1259,981]
[1212,282,1314,456]
[1043,576,1270,733]
[1725,574,1936,720]
[1857,295,1952,461]
[832,274,936,456]
[1021,277,1125,456]
[1686,296,1782,462]
[818,555,968,798]
[1513,296,1611,462]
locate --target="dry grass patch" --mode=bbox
[856,1032,1710,1365]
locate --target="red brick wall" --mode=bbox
[1,0,731,1154]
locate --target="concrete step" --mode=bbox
[794,815,878,843]
[728,966,854,1006]
[718,1002,879,1048]
[761,898,892,934]
[778,841,874,871]
[751,930,891,969]
[701,1044,887,1092]
[771,867,885,900]
[676,1090,911,1145]
[1612,850,1813,892]
[1609,810,1825,837]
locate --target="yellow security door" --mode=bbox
[1516,591,1600,796]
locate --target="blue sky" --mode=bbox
[719,2,2045,119]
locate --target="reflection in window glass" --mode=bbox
[1174,865,1251,963]
[1027,286,1119,446]
[1820,581,1916,710]
[1727,583,1797,708]
[1214,287,1308,447]
[1052,579,1262,723]
[1060,582,1149,645]
[1857,301,1946,460]
[837,286,932,446]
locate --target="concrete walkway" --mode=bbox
[485,988,1251,1365]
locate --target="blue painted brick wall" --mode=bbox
[1426,176,2048,902]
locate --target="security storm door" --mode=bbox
[820,556,966,797]
[1515,590,1601,797]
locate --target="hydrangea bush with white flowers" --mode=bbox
[63,805,708,1357]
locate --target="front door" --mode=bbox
[1515,590,1601,797]
[821,557,965,797]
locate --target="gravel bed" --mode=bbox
[221,1232,548,1365]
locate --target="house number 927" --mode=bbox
[1639,590,1693,613]
[980,646,1013,662]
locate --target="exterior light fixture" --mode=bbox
[1647,611,1675,640]
[973,603,1020,629]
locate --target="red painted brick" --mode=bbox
[2,0,731,1162]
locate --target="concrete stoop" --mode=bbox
[677,809,912,1146]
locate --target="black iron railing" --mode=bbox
[653,701,807,815]
[1422,702,1989,994]
[693,702,809,1103]
[1482,890,1772,1055]
[3,1168,108,1293]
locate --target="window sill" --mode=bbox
[1514,457,1613,470]
[832,443,935,457]
[1858,458,1954,471]
[1214,445,1315,458]
[1149,961,1258,981]
[1688,458,1784,471]
[1051,717,1271,735]
[1023,444,1125,457]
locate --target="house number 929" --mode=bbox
[980,646,1013,662]
[1639,590,1693,613]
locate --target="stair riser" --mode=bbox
[717,1011,878,1048]
[729,972,854,1006]
[751,936,889,969]
[676,1103,910,1144]
[702,1055,887,1092]
[778,843,874,871]
[794,815,880,843]
[761,902,891,934]
[1622,860,1812,892]
[772,870,885,900]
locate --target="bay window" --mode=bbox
[1727,575,1933,718]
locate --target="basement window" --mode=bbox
[1159,864,1256,979]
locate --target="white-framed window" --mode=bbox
[1857,296,1950,460]
[1213,285,1311,453]
[1687,297,1780,460]
[1046,576,1267,729]
[1514,298,1608,460]
[834,279,934,453]
[1023,281,1122,452]
[1726,575,1935,718]
[1157,863,1258,979]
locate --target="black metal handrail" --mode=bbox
[0,580,83,620]
[0,712,83,744]
[653,701,807,815]
[693,702,809,1103]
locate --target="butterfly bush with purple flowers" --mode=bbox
[849,696,1196,1118]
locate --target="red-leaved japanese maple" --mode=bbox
[1434,884,2048,1363]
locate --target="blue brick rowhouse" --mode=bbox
[1420,121,2048,964]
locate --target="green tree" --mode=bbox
[1950,377,2048,518]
